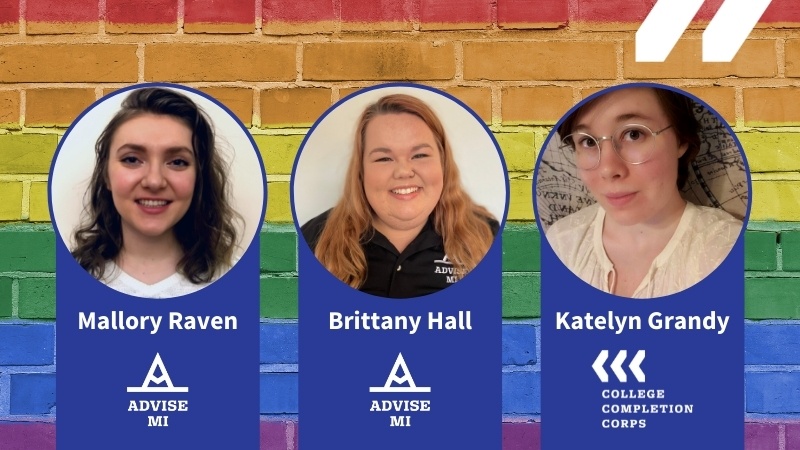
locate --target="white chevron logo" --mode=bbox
[636,0,773,62]
[592,350,646,383]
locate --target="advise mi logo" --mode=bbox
[369,353,432,427]
[636,0,773,62]
[126,353,190,427]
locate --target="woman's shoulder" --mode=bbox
[300,209,333,250]
[687,203,743,236]
[546,203,601,238]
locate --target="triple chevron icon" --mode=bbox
[636,0,773,62]
[592,350,646,383]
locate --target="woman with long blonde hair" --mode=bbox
[301,94,498,298]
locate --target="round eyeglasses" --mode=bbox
[559,124,673,170]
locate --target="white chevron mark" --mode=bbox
[702,0,773,62]
[592,350,609,383]
[635,0,705,62]
[629,350,646,383]
[610,350,627,383]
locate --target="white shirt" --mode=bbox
[101,261,210,299]
[546,202,742,298]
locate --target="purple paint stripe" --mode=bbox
[0,422,55,450]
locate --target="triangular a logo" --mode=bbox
[127,353,189,393]
[369,352,431,393]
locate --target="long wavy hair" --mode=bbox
[71,87,239,283]
[557,86,701,189]
[313,93,496,289]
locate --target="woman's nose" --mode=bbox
[141,164,166,189]
[597,140,627,179]
[393,159,415,178]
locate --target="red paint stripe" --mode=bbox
[0,0,18,24]
[26,0,97,22]
[420,0,491,24]
[0,422,55,450]
[576,0,798,23]
[106,0,177,25]
[263,0,337,22]
[185,0,254,24]
[498,0,568,25]
[341,0,413,23]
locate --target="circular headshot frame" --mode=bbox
[49,82,267,299]
[292,83,510,299]
[534,82,751,299]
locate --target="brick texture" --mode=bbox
[185,0,254,33]
[261,323,299,364]
[0,422,55,450]
[254,135,304,175]
[106,0,177,33]
[341,0,413,31]
[780,231,800,271]
[744,231,777,271]
[442,87,492,124]
[739,133,800,172]
[260,373,299,414]
[745,372,800,414]
[420,0,491,30]
[0,277,11,317]
[0,231,56,272]
[261,277,298,318]
[745,278,800,319]
[0,90,20,127]
[683,86,735,125]
[25,89,95,127]
[18,278,56,319]
[498,0,568,29]
[261,88,331,128]
[502,224,540,272]
[502,324,536,365]
[261,420,294,450]
[0,45,138,83]
[745,323,800,365]
[10,374,56,414]
[303,42,456,81]
[0,0,19,34]
[502,371,540,414]
[787,423,800,450]
[261,227,297,272]
[503,274,540,318]
[0,325,55,365]
[502,86,573,125]
[623,40,777,80]
[497,132,535,173]
[266,182,291,221]
[503,422,540,450]
[262,0,337,34]
[464,41,616,81]
[29,182,51,222]
[26,0,97,34]
[744,423,780,450]
[744,88,800,126]
[0,182,23,220]
[199,87,254,127]
[751,181,800,222]
[0,135,58,174]
[144,44,296,82]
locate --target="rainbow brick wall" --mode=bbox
[1,0,800,449]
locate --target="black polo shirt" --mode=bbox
[301,210,499,299]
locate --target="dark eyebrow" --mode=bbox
[114,143,194,157]
[574,113,656,133]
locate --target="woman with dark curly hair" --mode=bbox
[71,87,239,298]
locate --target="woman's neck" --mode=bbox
[116,231,183,285]
[373,221,426,254]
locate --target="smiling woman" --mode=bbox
[297,90,505,298]
[68,88,241,298]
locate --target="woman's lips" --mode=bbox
[604,192,636,207]
[136,198,171,213]
[390,186,421,199]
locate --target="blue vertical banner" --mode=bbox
[293,83,508,449]
[536,85,749,449]
[51,84,265,450]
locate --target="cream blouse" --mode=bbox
[546,202,742,298]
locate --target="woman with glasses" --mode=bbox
[545,86,742,298]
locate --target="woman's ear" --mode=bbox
[677,141,689,158]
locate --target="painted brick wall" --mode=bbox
[1,1,800,449]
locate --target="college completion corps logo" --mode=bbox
[369,353,432,427]
[126,353,190,427]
